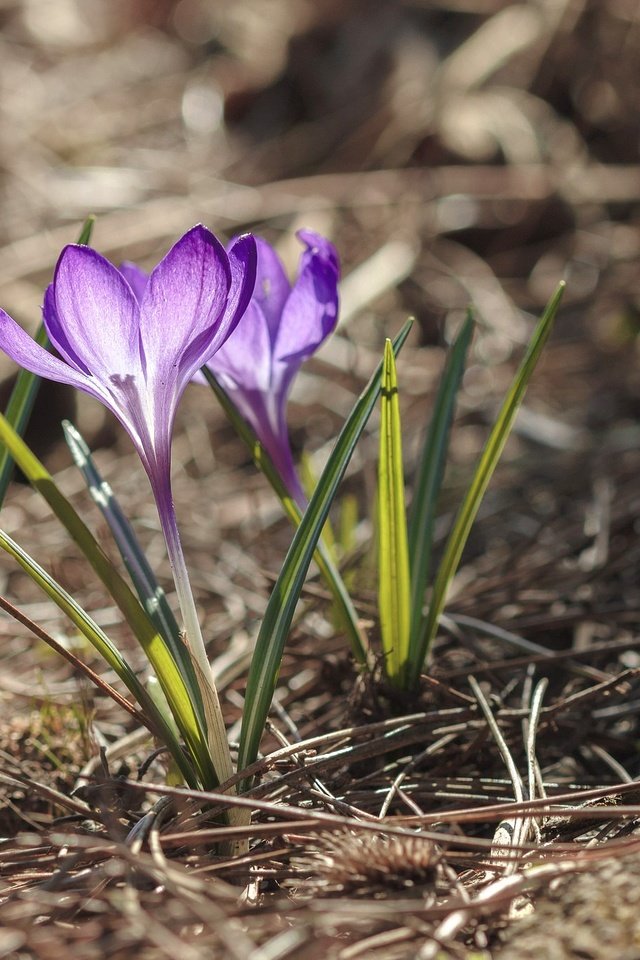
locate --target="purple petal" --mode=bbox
[0,307,151,459]
[193,229,339,505]
[274,232,340,366]
[52,245,142,382]
[0,307,103,400]
[100,364,161,478]
[297,230,340,278]
[140,225,231,387]
[119,263,149,304]
[251,237,291,344]
[43,284,91,376]
[206,300,273,393]
[213,233,258,348]
[235,388,305,505]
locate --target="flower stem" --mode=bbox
[155,483,234,786]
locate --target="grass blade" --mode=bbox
[237,320,413,784]
[0,528,198,787]
[407,311,474,660]
[409,284,565,687]
[62,420,210,771]
[75,216,97,246]
[0,216,95,507]
[202,368,369,665]
[61,421,187,668]
[300,453,338,553]
[377,339,411,686]
[0,411,217,788]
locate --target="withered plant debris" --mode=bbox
[287,830,442,898]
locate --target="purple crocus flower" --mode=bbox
[198,230,340,505]
[0,225,255,500]
[0,225,257,706]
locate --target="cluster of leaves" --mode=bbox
[0,217,563,814]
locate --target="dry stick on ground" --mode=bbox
[0,765,93,819]
[378,734,459,818]
[588,743,633,784]
[524,675,548,841]
[115,776,640,856]
[445,613,611,683]
[469,676,529,875]
[266,704,377,821]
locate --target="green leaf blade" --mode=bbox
[378,340,411,686]
[202,367,369,665]
[0,411,217,788]
[62,420,188,671]
[410,283,565,687]
[407,311,474,660]
[0,527,198,788]
[75,215,96,246]
[237,320,413,785]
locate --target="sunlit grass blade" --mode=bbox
[300,452,337,554]
[237,320,413,785]
[336,493,359,592]
[0,216,95,507]
[62,419,208,766]
[409,284,565,688]
[61,420,188,670]
[0,528,198,787]
[407,311,474,659]
[0,412,217,787]
[378,339,411,686]
[202,367,369,665]
[338,493,358,557]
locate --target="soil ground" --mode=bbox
[2,2,640,957]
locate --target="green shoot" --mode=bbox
[237,320,413,786]
[377,339,411,686]
[408,283,565,688]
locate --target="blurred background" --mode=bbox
[2,0,640,426]
[1,0,640,447]
[1,0,640,634]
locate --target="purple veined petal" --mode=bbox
[205,300,273,393]
[264,399,307,506]
[192,228,339,505]
[250,237,291,344]
[135,226,234,476]
[169,233,258,395]
[100,361,168,481]
[119,263,149,305]
[43,285,91,376]
[274,236,340,366]
[139,224,231,386]
[232,386,305,504]
[0,306,149,465]
[52,245,142,383]
[0,306,110,405]
[184,233,258,378]
[216,233,258,340]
